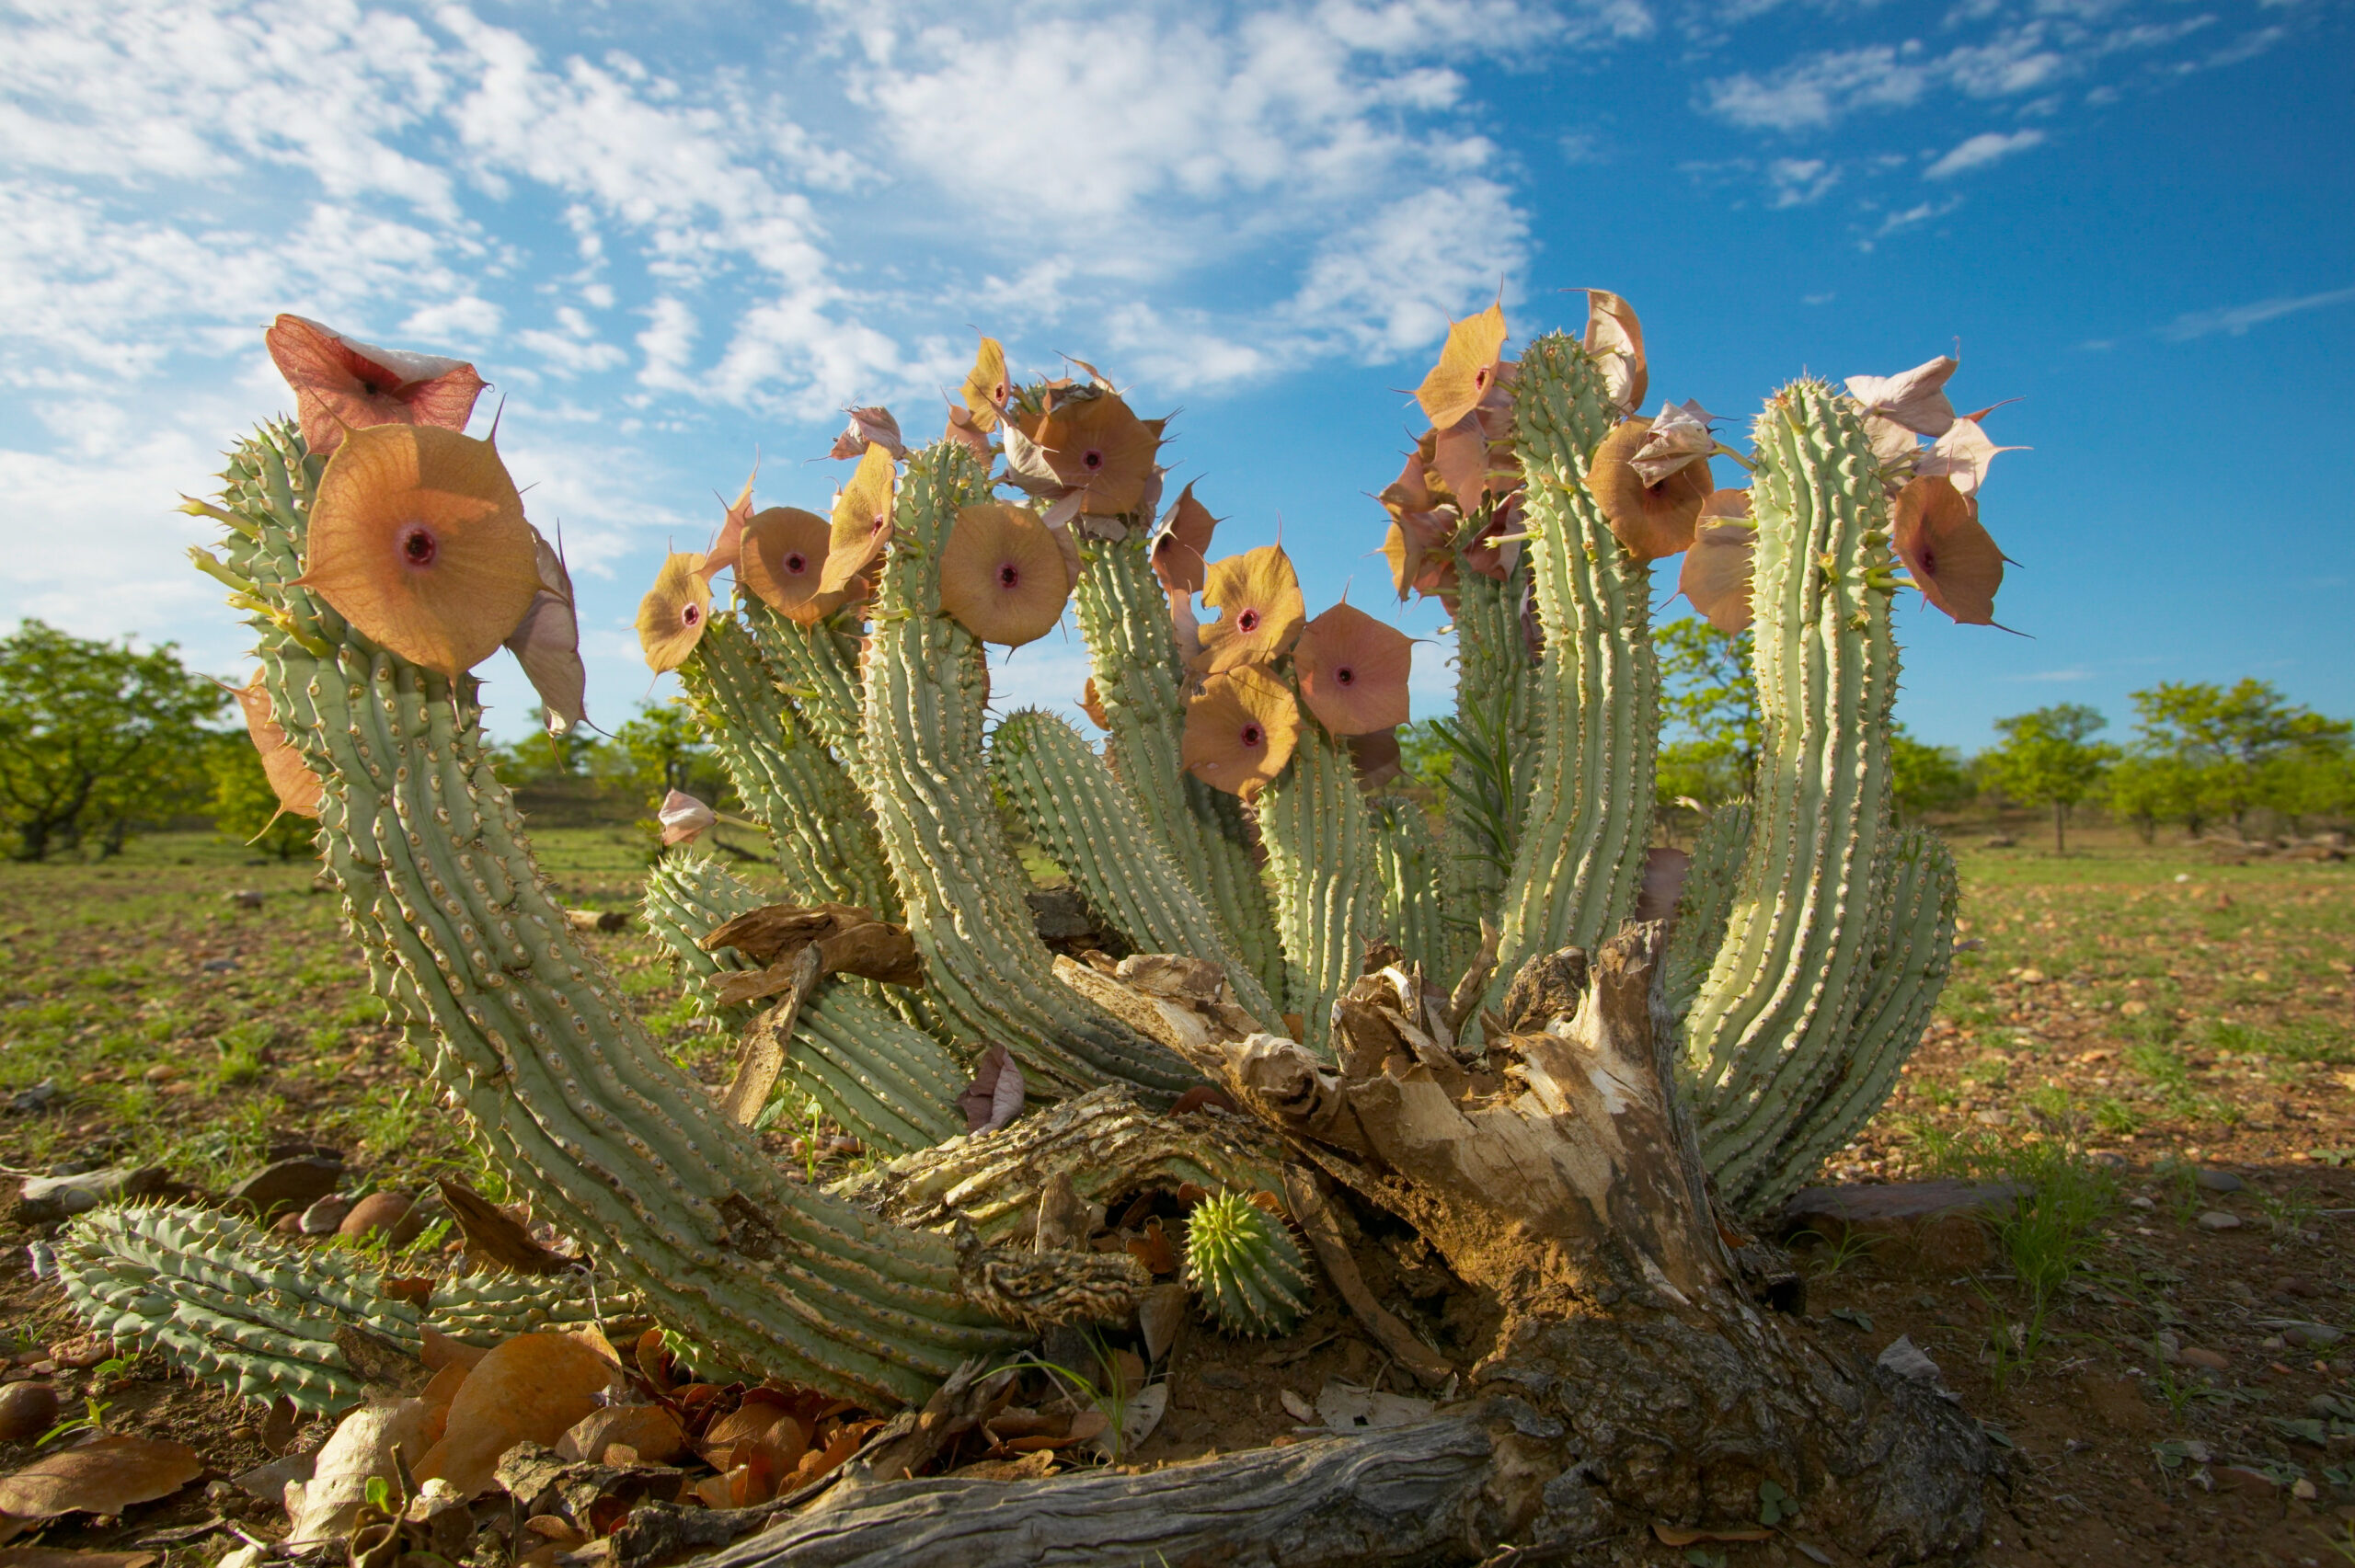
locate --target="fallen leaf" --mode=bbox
[1126,1219,1179,1276]
[1093,1382,1167,1459]
[416,1333,624,1500]
[284,1400,434,1546]
[438,1179,572,1276]
[0,1551,160,1568]
[420,1329,488,1375]
[0,1437,201,1523]
[1652,1522,1775,1546]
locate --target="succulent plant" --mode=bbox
[1182,1190,1312,1338]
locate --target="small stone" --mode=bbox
[2282,1323,2345,1349]
[1972,1109,2009,1127]
[229,1155,345,1219]
[2197,1210,2243,1231]
[2195,1169,2246,1193]
[2016,968,2048,985]
[1197,1366,1249,1391]
[271,1211,304,1234]
[0,1380,59,1440]
[1876,1335,1943,1383]
[49,1333,112,1369]
[205,1479,237,1503]
[200,956,238,973]
[224,890,265,910]
[2178,1345,2231,1371]
[1279,1388,1317,1424]
[2295,1477,2320,1501]
[299,1195,355,1235]
[17,1164,171,1222]
[6,1080,57,1115]
[2275,1276,2323,1299]
[2120,999,2149,1017]
[338,1191,418,1243]
[2130,1196,2155,1210]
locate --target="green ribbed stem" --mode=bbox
[1664,805,1752,1023]
[1681,381,1904,1211]
[1182,1190,1310,1338]
[1484,334,1657,1023]
[860,444,1196,1101]
[210,421,1021,1408]
[745,600,867,778]
[56,1206,611,1414]
[1255,725,1387,1057]
[680,614,895,917]
[1071,534,1284,1001]
[989,708,1280,1027]
[1372,794,1447,982]
[1442,565,1536,979]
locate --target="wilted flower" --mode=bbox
[1383,508,1457,601]
[1913,417,2025,499]
[636,552,713,671]
[1630,400,1716,486]
[1844,357,1959,437]
[698,464,758,581]
[1293,603,1412,735]
[1167,587,1205,667]
[821,443,897,594]
[1588,417,1715,561]
[295,423,540,676]
[739,507,853,625]
[1678,490,1755,635]
[231,671,322,819]
[962,337,1010,433]
[829,406,907,462]
[1415,301,1509,429]
[264,314,486,456]
[1034,390,1160,516]
[1079,676,1111,730]
[1197,544,1305,674]
[1182,666,1301,800]
[657,790,717,845]
[1891,475,2004,624]
[1151,482,1219,594]
[945,403,994,464]
[938,501,1070,647]
[1347,727,1404,790]
[1430,415,1518,512]
[1581,290,1647,414]
[503,530,587,734]
[1461,492,1523,583]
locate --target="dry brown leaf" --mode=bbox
[1126,1219,1179,1276]
[1651,1521,1775,1546]
[0,1550,161,1568]
[284,1400,434,1545]
[420,1328,488,1374]
[0,1436,201,1522]
[558,1405,684,1467]
[415,1333,624,1499]
[438,1179,572,1276]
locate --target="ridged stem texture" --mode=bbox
[1442,566,1537,978]
[859,444,1196,1101]
[1254,724,1388,1057]
[1663,805,1752,1022]
[745,601,867,780]
[1372,795,1448,982]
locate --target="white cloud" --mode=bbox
[1923,127,2045,178]
[1767,156,1841,205]
[2160,283,2355,341]
[1287,178,1528,358]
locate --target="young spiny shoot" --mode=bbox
[1182,1190,1311,1337]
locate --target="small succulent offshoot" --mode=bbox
[1182,1190,1311,1337]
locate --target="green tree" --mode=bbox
[207,734,316,860]
[2104,751,2214,843]
[1654,618,1759,810]
[1889,726,1973,820]
[2130,679,2351,830]
[1983,704,2118,853]
[0,620,224,861]
[599,699,722,807]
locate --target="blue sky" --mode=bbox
[4,0,2349,752]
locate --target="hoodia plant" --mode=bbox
[64,297,2013,1562]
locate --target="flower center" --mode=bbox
[998,563,1020,589]
[870,512,888,535]
[1335,665,1356,686]
[1239,723,1264,750]
[783,551,809,576]
[1474,367,1488,390]
[397,522,437,568]
[1237,609,1260,634]
[681,602,702,629]
[1082,447,1105,472]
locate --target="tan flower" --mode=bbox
[1382,508,1457,600]
[1197,544,1306,673]
[1293,604,1413,735]
[1844,356,1959,437]
[295,423,539,676]
[1415,301,1509,429]
[1034,390,1160,516]
[636,552,713,671]
[1150,481,1219,594]
[264,314,486,456]
[503,530,587,734]
[231,671,322,820]
[962,337,1010,433]
[829,406,907,461]
[945,403,994,464]
[1588,417,1715,561]
[821,443,897,594]
[1347,727,1404,790]
[658,790,717,846]
[1629,400,1716,486]
[740,507,855,625]
[1580,290,1647,414]
[1678,490,1755,635]
[698,464,758,581]
[1892,475,2004,624]
[1182,666,1301,800]
[938,501,1071,647]
[1913,416,2026,499]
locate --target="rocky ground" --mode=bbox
[0,822,2349,1566]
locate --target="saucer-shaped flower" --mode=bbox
[1294,603,1412,735]
[1182,667,1301,800]
[504,530,587,734]
[231,672,322,820]
[1630,400,1715,486]
[1415,301,1508,429]
[938,501,1070,647]
[1845,357,1959,437]
[740,507,850,624]
[1589,417,1714,561]
[962,336,1009,432]
[1035,391,1158,516]
[821,443,897,594]
[1678,491,1755,635]
[1198,544,1305,674]
[265,315,487,456]
[636,551,712,671]
[1581,290,1647,414]
[1892,475,2004,624]
[1913,416,2026,500]
[1151,481,1219,594]
[296,423,539,676]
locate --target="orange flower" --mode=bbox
[1034,391,1159,516]
[231,671,322,820]
[503,531,587,734]
[636,552,713,671]
[1182,667,1301,800]
[1580,290,1647,415]
[945,403,994,464]
[1293,603,1412,735]
[265,315,487,456]
[1588,417,1714,562]
[1197,544,1305,674]
[937,501,1070,647]
[739,507,854,625]
[961,336,1010,433]
[821,443,897,594]
[1913,416,2026,499]
[699,464,758,581]
[1678,491,1755,635]
[1079,676,1111,730]
[1892,475,2004,625]
[1415,301,1508,429]
[295,423,540,676]
[1382,509,1457,601]
[1150,481,1219,594]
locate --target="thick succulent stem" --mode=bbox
[1441,566,1536,978]
[989,707,1280,1027]
[859,444,1197,1101]
[1371,794,1448,982]
[743,601,867,777]
[1680,380,1905,1213]
[209,421,1036,1408]
[679,613,895,918]
[1663,804,1752,1023]
[1254,725,1389,1056]
[1071,534,1285,1001]
[1483,335,1656,1022]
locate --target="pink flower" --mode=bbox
[657,790,717,845]
[264,315,486,455]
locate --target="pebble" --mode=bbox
[2195,1170,2246,1193]
[2197,1210,2243,1231]
[2129,1196,2155,1211]
[2179,1346,2232,1371]
[338,1191,417,1243]
[2016,968,2048,985]
[1196,1367,1249,1391]
[6,1080,56,1115]
[224,890,265,910]
[0,1380,59,1440]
